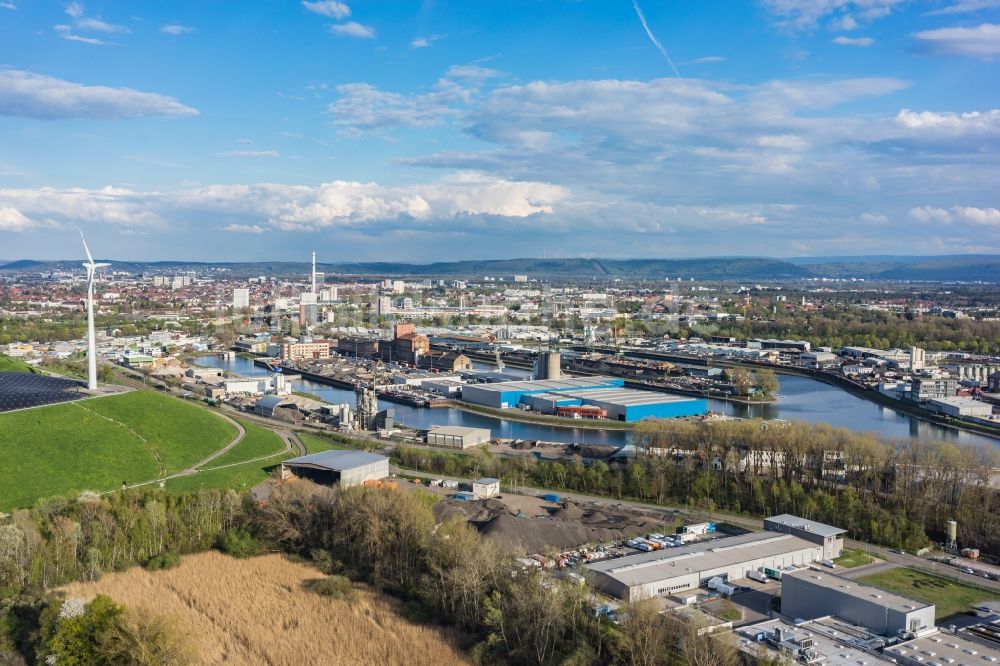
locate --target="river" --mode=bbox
[194,355,999,448]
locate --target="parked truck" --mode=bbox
[747,569,769,583]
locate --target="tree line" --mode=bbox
[393,418,1000,555]
[716,305,1000,354]
[1,485,746,665]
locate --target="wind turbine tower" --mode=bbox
[80,231,109,390]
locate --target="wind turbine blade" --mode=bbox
[79,229,95,265]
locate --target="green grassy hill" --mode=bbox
[0,353,38,373]
[165,419,288,493]
[81,391,236,473]
[0,391,237,510]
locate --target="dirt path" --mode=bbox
[182,411,247,473]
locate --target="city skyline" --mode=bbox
[1,0,998,261]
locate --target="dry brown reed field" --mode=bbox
[60,551,470,666]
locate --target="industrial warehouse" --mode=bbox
[781,569,937,637]
[280,450,389,488]
[585,531,824,601]
[460,375,707,421]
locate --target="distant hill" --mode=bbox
[0,257,810,280]
[3,254,999,281]
[793,255,1000,282]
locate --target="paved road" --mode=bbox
[843,539,1000,594]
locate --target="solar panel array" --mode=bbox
[0,372,86,413]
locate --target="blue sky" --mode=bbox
[0,0,998,262]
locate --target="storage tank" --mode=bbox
[535,351,562,380]
[946,519,958,546]
[545,352,561,380]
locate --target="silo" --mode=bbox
[545,352,561,380]
[946,519,958,548]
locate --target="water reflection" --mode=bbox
[193,355,998,448]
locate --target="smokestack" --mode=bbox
[311,251,316,294]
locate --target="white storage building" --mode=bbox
[586,531,823,601]
[427,425,491,449]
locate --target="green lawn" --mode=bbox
[0,353,38,373]
[211,419,286,466]
[834,548,879,568]
[0,391,240,510]
[0,402,158,510]
[164,419,288,494]
[858,568,999,620]
[84,391,236,472]
[298,432,347,454]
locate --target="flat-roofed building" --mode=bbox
[884,621,1000,665]
[764,514,846,559]
[279,340,331,361]
[281,450,389,488]
[927,397,994,418]
[473,477,500,499]
[427,425,491,449]
[586,531,823,601]
[737,617,897,666]
[781,569,936,637]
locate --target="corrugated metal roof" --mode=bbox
[784,569,933,613]
[463,376,621,393]
[586,532,819,587]
[766,514,846,538]
[284,450,386,471]
[428,425,490,437]
[255,395,289,409]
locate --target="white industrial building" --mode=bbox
[764,514,846,559]
[927,397,994,418]
[884,621,1000,665]
[473,477,500,499]
[281,450,389,488]
[586,531,824,601]
[737,617,898,666]
[426,425,491,449]
[781,569,936,637]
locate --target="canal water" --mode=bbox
[194,355,999,448]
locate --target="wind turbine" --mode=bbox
[81,231,109,390]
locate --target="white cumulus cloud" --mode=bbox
[833,36,874,46]
[160,24,194,35]
[0,69,198,120]
[302,0,350,19]
[0,206,35,231]
[895,108,1000,133]
[330,21,374,39]
[914,23,1000,59]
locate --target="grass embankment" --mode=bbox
[84,391,237,473]
[834,548,879,568]
[452,400,636,431]
[858,568,999,620]
[0,353,38,373]
[59,551,470,665]
[165,419,289,493]
[299,432,349,453]
[0,391,236,510]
